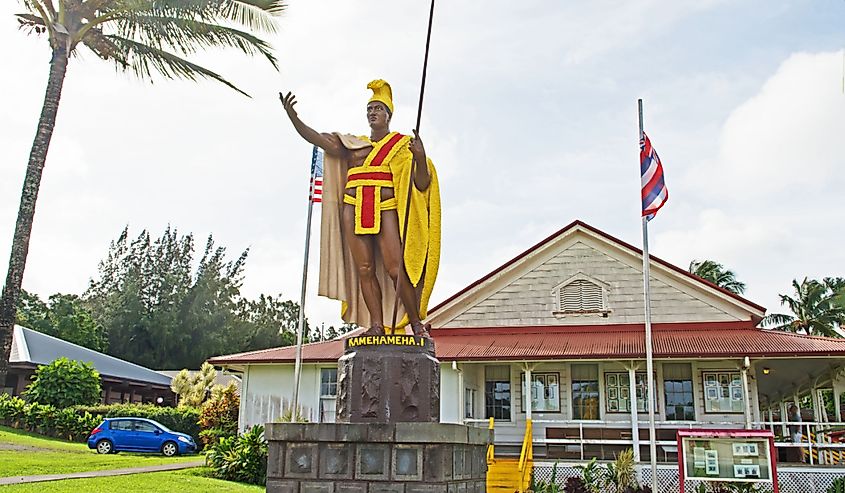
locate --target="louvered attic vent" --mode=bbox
[552,277,610,316]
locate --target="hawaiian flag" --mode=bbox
[310,146,324,204]
[640,132,668,220]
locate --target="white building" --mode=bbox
[210,221,845,474]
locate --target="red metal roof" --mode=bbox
[428,220,767,317]
[208,321,845,365]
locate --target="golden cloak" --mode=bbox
[317,132,441,331]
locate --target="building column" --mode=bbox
[834,385,842,423]
[628,363,641,462]
[523,366,532,421]
[740,363,752,429]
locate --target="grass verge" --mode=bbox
[0,469,263,492]
[0,426,199,478]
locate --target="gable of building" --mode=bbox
[427,221,765,329]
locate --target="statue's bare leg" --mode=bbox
[377,209,430,338]
[342,204,384,335]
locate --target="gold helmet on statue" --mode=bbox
[367,79,394,114]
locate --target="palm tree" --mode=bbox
[763,278,845,337]
[688,259,747,295]
[1,0,283,385]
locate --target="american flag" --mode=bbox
[310,146,323,204]
[640,132,668,220]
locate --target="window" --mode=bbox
[664,363,695,421]
[552,275,609,315]
[521,373,560,412]
[134,421,157,433]
[465,388,476,419]
[320,368,338,423]
[604,372,656,413]
[110,420,133,431]
[485,366,511,420]
[571,364,599,420]
[702,371,744,413]
[320,368,338,397]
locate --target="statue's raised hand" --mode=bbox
[279,91,299,120]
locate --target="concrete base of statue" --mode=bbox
[265,422,489,492]
[265,335,490,491]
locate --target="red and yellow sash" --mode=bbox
[345,132,408,234]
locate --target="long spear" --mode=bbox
[390,0,436,332]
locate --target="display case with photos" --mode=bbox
[677,430,778,493]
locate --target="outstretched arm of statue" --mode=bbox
[280,91,345,157]
[409,129,431,191]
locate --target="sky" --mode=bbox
[1,0,844,333]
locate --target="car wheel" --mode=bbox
[161,441,179,457]
[96,439,113,454]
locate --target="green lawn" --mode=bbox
[0,426,199,478]
[0,469,263,492]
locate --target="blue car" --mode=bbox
[87,417,197,456]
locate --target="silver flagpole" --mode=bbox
[291,145,320,415]
[639,98,659,491]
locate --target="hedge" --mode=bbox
[0,394,100,442]
[74,403,202,445]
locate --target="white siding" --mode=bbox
[443,240,741,328]
[239,364,321,431]
[441,366,461,423]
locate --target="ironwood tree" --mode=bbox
[1,0,283,391]
[83,227,308,368]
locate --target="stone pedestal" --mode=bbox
[266,334,489,491]
[337,335,440,423]
[266,422,490,492]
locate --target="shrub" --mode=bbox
[563,476,589,493]
[206,425,267,485]
[829,478,845,493]
[75,403,201,444]
[0,394,100,441]
[198,382,240,447]
[23,357,101,408]
[171,363,217,407]
[605,449,637,493]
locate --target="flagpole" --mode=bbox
[639,98,659,491]
[291,145,319,415]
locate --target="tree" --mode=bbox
[1,0,283,389]
[688,259,747,295]
[16,290,107,351]
[23,357,101,408]
[763,277,845,337]
[84,227,306,368]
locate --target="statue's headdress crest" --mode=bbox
[367,79,394,114]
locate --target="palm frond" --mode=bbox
[221,0,284,33]
[110,14,277,68]
[763,313,795,329]
[105,34,249,96]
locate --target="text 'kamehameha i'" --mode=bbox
[346,334,427,348]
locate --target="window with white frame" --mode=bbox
[552,275,609,315]
[485,366,511,420]
[604,372,655,413]
[663,363,695,421]
[520,372,560,413]
[702,371,744,413]
[571,364,599,420]
[319,368,337,423]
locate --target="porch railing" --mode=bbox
[464,418,845,465]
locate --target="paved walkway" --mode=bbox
[0,460,205,485]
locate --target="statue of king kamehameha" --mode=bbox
[280,80,441,338]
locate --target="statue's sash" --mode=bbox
[345,132,406,234]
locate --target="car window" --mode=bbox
[110,420,133,431]
[133,421,158,433]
